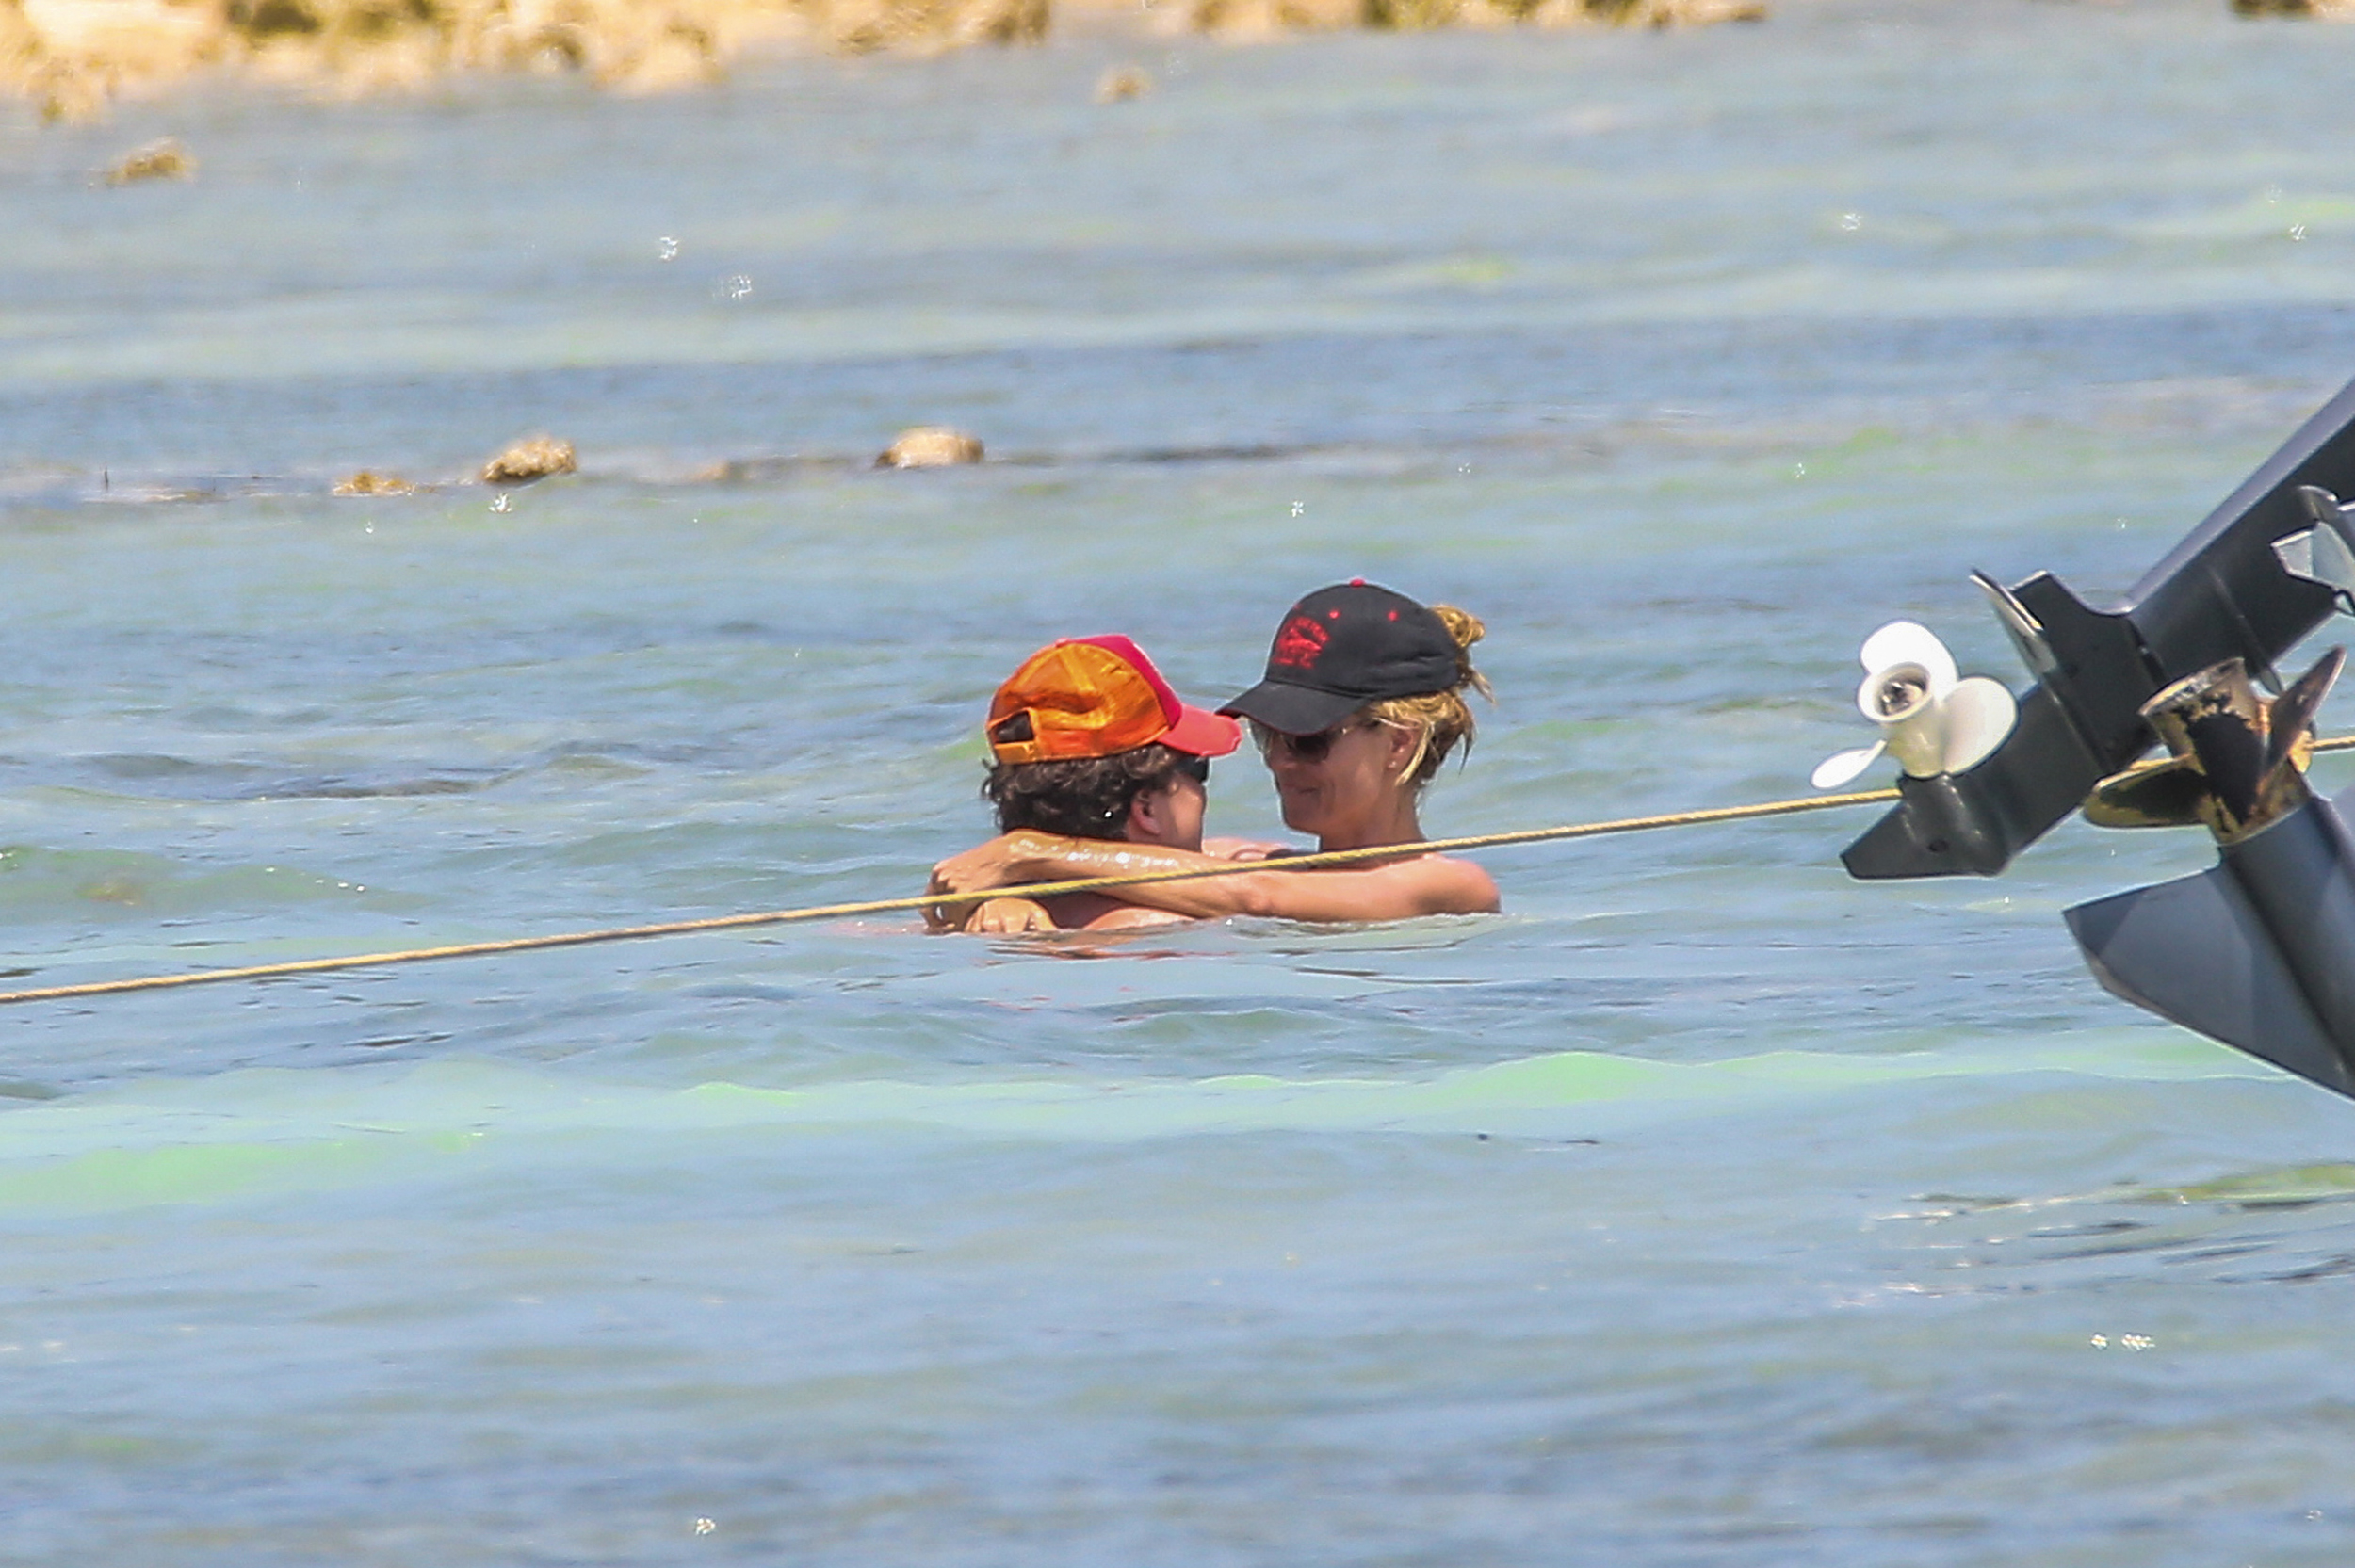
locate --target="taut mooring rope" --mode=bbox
[8,734,2351,1008]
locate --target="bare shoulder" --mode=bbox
[1411,852,1500,915]
[1201,836,1292,862]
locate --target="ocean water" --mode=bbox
[9,0,2355,1560]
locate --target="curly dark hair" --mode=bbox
[983,741,1192,838]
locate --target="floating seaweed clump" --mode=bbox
[3,0,1759,121]
[99,135,194,183]
[481,435,577,486]
[333,470,416,495]
[878,427,984,468]
[1093,61,1148,100]
[1,0,1043,119]
[1183,0,1761,33]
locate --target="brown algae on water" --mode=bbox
[1181,0,1759,35]
[0,0,1038,119]
[333,471,416,497]
[1094,63,1149,103]
[3,0,1768,121]
[878,427,983,469]
[98,137,194,185]
[480,436,577,486]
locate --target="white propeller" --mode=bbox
[1810,620,2019,790]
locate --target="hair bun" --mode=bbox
[1429,605,1491,699]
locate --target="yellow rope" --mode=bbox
[0,787,1902,1005]
[8,734,2350,1008]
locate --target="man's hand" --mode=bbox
[966,897,1056,934]
[925,832,1055,929]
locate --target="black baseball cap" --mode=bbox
[1221,581,1459,735]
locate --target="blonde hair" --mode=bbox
[1362,604,1491,787]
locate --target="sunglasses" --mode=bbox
[1253,720,1359,763]
[1173,753,1211,785]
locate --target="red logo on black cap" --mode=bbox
[1272,615,1329,669]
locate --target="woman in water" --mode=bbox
[928,581,1500,924]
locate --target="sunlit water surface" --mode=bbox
[10,1,2355,1560]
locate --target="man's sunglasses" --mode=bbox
[1253,721,1358,763]
[1174,753,1211,785]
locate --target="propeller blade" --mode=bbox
[1938,676,2019,775]
[2083,756,2212,829]
[1811,742,1885,790]
[2266,645,2346,774]
[1858,621,1957,694]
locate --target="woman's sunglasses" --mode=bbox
[1174,753,1211,785]
[1253,721,1358,763]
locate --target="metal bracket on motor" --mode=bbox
[2273,485,2355,619]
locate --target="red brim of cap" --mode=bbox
[1161,703,1242,757]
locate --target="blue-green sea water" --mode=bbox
[12,0,2355,1560]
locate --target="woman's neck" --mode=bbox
[1318,795,1423,853]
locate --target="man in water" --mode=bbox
[938,635,1247,933]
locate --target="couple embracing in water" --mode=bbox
[927,581,1501,932]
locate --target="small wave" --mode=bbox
[260,773,504,800]
[44,756,496,804]
[85,752,264,785]
[49,744,667,803]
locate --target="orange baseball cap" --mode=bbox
[986,636,1242,765]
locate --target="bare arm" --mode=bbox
[929,832,1498,923]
